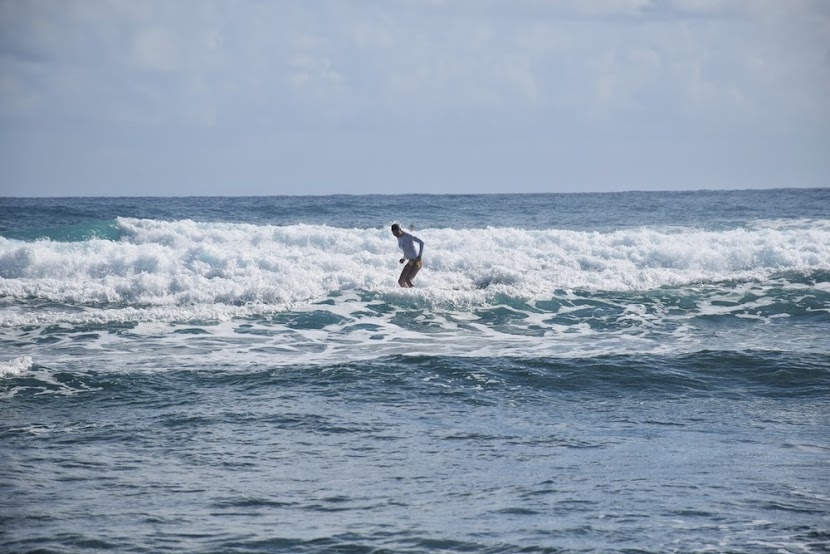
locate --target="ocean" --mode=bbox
[1,189,829,553]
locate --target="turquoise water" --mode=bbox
[2,190,829,552]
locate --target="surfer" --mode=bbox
[391,223,424,288]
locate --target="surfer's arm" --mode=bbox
[413,236,424,259]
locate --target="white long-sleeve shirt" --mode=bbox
[397,232,424,260]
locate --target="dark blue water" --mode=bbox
[2,190,829,552]
[3,189,829,235]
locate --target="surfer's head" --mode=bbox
[391,223,402,237]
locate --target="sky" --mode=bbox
[1,0,829,196]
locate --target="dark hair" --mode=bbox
[391,223,401,232]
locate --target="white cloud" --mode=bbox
[544,0,654,17]
[132,27,179,72]
[0,70,39,115]
[669,0,827,19]
[3,0,826,127]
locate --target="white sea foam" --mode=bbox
[3,281,826,373]
[0,356,33,377]
[1,218,828,329]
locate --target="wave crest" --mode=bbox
[1,218,828,311]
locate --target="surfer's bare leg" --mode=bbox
[398,264,412,287]
[399,260,420,287]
